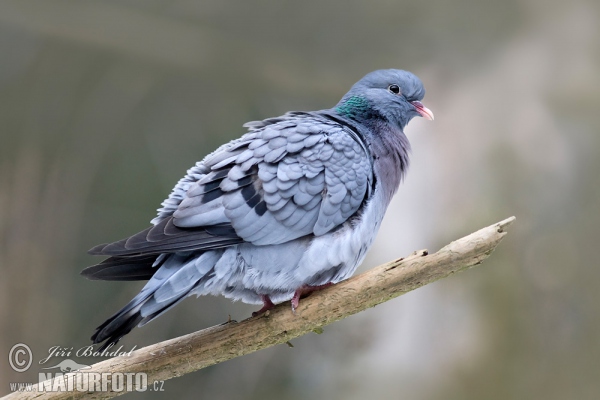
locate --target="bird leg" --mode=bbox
[291,283,334,313]
[252,295,275,317]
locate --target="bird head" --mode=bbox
[335,69,433,130]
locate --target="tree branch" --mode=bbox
[4,216,515,400]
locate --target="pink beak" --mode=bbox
[410,101,434,121]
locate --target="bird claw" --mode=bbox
[252,295,275,317]
[291,297,300,315]
[290,283,334,315]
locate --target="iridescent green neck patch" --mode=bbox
[335,96,372,119]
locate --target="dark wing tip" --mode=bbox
[81,255,159,281]
[88,243,109,255]
[88,237,134,256]
[87,218,243,258]
[80,266,102,280]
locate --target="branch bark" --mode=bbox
[4,216,515,400]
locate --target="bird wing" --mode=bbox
[89,113,373,256]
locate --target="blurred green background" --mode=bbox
[1,0,599,399]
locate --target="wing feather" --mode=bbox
[90,112,373,258]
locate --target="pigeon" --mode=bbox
[82,69,433,350]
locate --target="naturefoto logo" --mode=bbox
[41,359,91,373]
[8,343,164,393]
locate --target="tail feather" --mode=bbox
[91,289,193,351]
[91,303,146,352]
[90,252,222,350]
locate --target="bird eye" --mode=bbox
[388,84,400,95]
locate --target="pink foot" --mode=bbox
[291,283,334,313]
[252,295,275,317]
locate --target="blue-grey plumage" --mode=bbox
[82,69,433,350]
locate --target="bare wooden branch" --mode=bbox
[3,217,515,400]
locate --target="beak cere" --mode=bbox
[410,101,434,121]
